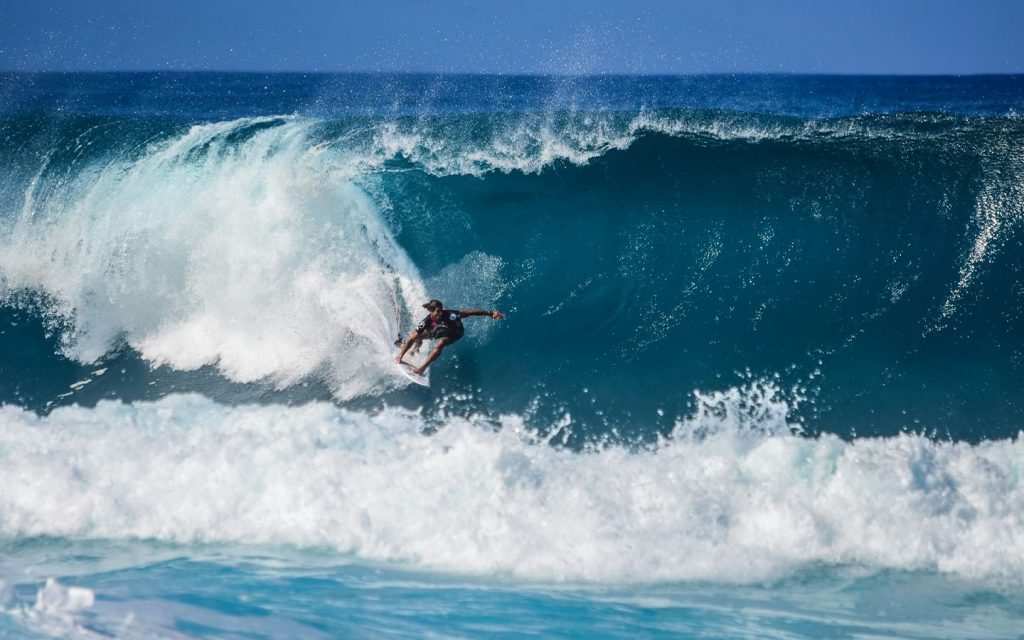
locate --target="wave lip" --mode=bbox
[346,108,1003,178]
[0,390,1022,585]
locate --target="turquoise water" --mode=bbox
[2,539,1022,639]
[0,73,1022,637]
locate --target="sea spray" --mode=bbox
[0,117,427,398]
[1,389,1022,584]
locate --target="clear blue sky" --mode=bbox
[1,0,1022,74]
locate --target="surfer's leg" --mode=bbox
[413,337,449,374]
[409,334,425,355]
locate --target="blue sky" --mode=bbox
[1,0,1022,74]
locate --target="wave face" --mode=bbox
[2,74,1023,441]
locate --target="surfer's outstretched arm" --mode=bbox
[413,337,449,375]
[458,309,505,320]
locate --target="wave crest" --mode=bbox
[0,117,425,398]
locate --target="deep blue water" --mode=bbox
[0,73,1023,638]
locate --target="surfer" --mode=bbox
[395,299,505,375]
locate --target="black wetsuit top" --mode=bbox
[417,309,464,343]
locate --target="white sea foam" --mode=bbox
[2,578,98,639]
[0,390,1021,585]
[368,116,635,176]
[0,117,429,398]
[351,110,961,178]
[33,579,95,616]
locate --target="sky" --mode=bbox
[1,0,1022,75]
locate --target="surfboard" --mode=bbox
[395,353,430,387]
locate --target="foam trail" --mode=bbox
[0,389,1022,585]
[0,117,426,397]
[937,136,1024,326]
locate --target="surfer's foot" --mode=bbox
[412,367,425,375]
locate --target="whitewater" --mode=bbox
[0,73,1022,637]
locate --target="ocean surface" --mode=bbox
[0,72,1022,638]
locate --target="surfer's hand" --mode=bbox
[491,310,505,320]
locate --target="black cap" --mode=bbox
[422,299,443,311]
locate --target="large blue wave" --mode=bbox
[0,96,1022,441]
[0,75,1023,594]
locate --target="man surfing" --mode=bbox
[395,299,505,375]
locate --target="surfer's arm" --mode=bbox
[413,337,449,375]
[458,309,505,320]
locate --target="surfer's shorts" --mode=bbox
[432,325,464,344]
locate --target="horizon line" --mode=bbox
[2,69,1024,78]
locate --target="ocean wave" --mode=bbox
[0,388,1021,585]
[0,110,1021,430]
[330,109,996,177]
[0,117,429,398]
[2,108,1002,182]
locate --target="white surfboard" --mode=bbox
[395,352,430,387]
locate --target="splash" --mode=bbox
[0,388,1022,585]
[1,578,96,639]
[0,117,426,398]
[935,135,1024,328]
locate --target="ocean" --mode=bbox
[0,72,1022,638]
